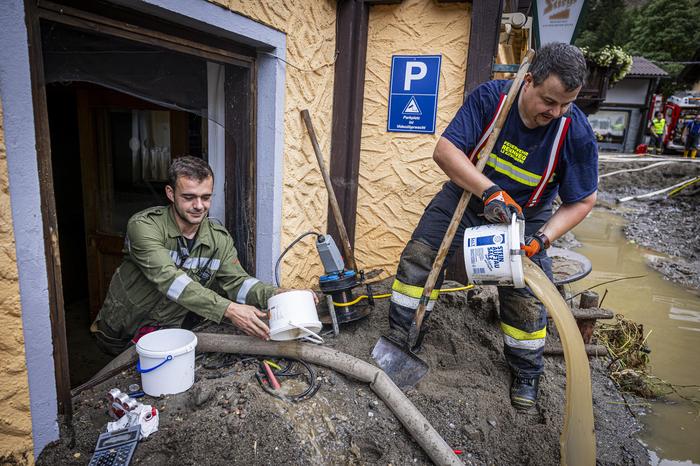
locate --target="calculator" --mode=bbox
[88,424,140,466]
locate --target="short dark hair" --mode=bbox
[530,43,588,91]
[168,156,214,189]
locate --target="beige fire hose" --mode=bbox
[92,334,462,466]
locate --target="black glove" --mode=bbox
[482,184,524,223]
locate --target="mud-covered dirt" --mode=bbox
[597,157,700,291]
[39,278,647,465]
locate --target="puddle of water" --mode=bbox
[571,209,700,465]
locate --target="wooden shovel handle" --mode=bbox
[301,109,356,271]
[411,50,536,337]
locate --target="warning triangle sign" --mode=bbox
[402,96,422,115]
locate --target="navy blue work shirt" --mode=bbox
[442,80,598,218]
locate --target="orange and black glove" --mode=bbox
[481,184,524,224]
[521,232,550,258]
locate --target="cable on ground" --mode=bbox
[255,357,321,402]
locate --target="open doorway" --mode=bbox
[40,12,257,388]
[47,82,208,385]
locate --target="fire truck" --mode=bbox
[662,92,700,152]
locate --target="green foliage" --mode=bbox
[575,0,632,50]
[625,0,700,77]
[575,0,700,96]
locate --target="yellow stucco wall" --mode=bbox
[215,0,338,287]
[0,101,34,464]
[354,0,471,277]
[215,0,471,286]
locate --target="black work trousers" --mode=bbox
[388,182,553,377]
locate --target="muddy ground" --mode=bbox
[39,154,698,465]
[597,156,700,291]
[39,275,647,465]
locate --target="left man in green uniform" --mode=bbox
[91,156,305,355]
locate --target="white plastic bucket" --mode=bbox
[268,290,323,344]
[463,214,525,288]
[135,329,198,396]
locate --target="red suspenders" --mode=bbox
[526,116,571,207]
[467,90,571,208]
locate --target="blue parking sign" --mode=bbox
[387,55,441,134]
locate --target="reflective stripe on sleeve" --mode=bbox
[236,278,260,304]
[167,274,193,300]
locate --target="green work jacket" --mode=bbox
[94,206,276,341]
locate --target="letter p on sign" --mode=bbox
[404,61,427,91]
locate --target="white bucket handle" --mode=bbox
[289,322,324,344]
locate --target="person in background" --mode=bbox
[648,111,666,155]
[682,113,700,159]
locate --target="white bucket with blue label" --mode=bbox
[463,214,525,288]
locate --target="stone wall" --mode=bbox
[0,100,34,464]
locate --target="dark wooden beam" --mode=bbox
[464,0,504,96]
[225,64,256,274]
[24,0,73,418]
[328,0,369,253]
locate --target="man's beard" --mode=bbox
[173,203,205,226]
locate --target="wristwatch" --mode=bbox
[534,231,551,250]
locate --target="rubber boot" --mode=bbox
[692,150,697,159]
[683,150,689,158]
[510,374,540,411]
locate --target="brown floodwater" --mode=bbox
[571,209,700,465]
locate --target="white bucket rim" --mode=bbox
[269,320,322,335]
[136,328,198,359]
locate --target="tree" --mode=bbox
[575,0,632,50]
[625,0,700,79]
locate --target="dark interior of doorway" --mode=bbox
[38,6,258,396]
[47,82,207,387]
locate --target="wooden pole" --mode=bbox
[301,109,356,270]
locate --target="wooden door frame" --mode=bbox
[24,0,73,418]
[27,0,260,415]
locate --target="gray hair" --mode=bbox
[168,155,214,189]
[530,43,588,91]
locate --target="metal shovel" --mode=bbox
[371,334,428,389]
[371,50,535,389]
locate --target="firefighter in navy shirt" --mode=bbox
[387,43,598,410]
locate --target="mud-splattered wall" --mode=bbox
[354,0,471,277]
[0,101,33,463]
[213,0,337,287]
